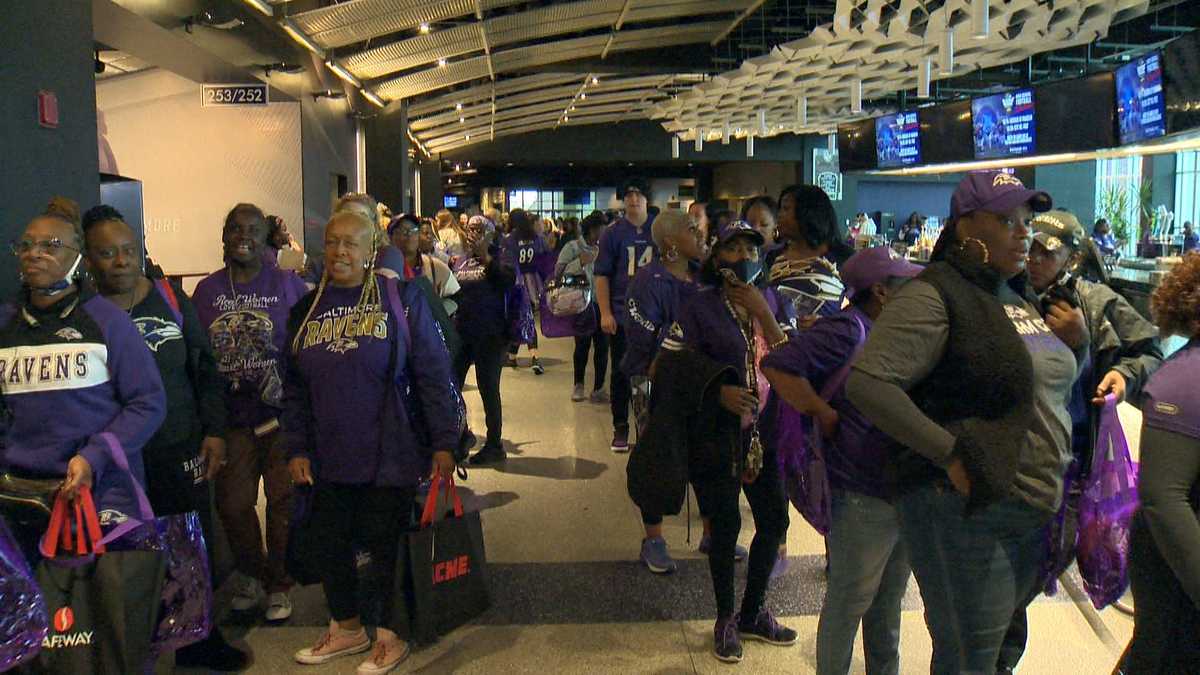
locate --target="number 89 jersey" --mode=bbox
[505,234,549,275]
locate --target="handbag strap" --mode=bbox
[94,431,156,546]
[40,486,105,558]
[382,273,412,353]
[419,473,465,528]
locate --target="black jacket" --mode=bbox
[626,347,738,517]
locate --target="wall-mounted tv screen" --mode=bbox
[837,118,876,172]
[1116,51,1167,144]
[918,100,973,164]
[1035,73,1116,153]
[972,88,1036,159]
[443,194,459,208]
[1163,31,1200,135]
[875,111,922,168]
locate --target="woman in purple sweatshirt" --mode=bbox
[0,198,166,555]
[504,209,551,374]
[283,210,459,674]
[193,203,308,621]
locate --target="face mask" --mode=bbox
[718,258,762,285]
[30,253,82,297]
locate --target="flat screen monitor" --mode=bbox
[875,111,922,168]
[918,100,973,164]
[1163,32,1200,135]
[1116,51,1167,144]
[1036,73,1116,153]
[972,88,1036,159]
[562,188,588,204]
[443,194,459,208]
[837,118,876,172]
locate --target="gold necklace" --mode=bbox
[721,292,764,481]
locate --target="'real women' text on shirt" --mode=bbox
[193,266,308,429]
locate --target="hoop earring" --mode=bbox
[664,244,679,262]
[957,236,990,265]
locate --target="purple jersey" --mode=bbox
[1143,340,1200,440]
[622,260,699,378]
[506,234,550,275]
[193,266,308,429]
[593,217,657,323]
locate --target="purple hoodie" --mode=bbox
[0,291,167,520]
[281,276,461,486]
[622,260,699,378]
[193,266,308,429]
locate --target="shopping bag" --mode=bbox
[776,316,865,535]
[505,283,537,345]
[107,512,212,656]
[406,474,490,644]
[33,547,166,674]
[0,516,48,672]
[1077,394,1139,609]
[545,275,591,317]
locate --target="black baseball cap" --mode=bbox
[618,177,650,200]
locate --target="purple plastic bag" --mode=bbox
[0,517,48,671]
[108,512,212,657]
[1077,395,1139,609]
[775,315,866,536]
[776,402,832,535]
[506,282,537,345]
[539,291,597,338]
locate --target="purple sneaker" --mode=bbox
[697,535,748,562]
[713,615,743,663]
[737,609,798,646]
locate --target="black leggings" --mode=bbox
[454,333,508,449]
[609,326,631,433]
[573,331,609,389]
[693,444,789,620]
[312,483,415,627]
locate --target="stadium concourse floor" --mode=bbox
[177,333,1138,674]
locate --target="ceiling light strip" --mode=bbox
[241,0,273,17]
[280,18,326,58]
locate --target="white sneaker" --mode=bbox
[230,575,265,612]
[265,591,293,622]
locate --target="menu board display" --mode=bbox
[875,111,922,167]
[972,88,1036,159]
[1116,51,1167,144]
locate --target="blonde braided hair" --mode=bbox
[291,211,385,354]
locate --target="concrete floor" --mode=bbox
[188,333,1137,674]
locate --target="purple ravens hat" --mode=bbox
[716,219,765,247]
[949,171,1052,221]
[841,246,923,297]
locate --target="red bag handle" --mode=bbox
[39,486,105,558]
[419,472,465,528]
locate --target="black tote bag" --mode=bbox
[33,550,166,675]
[404,474,490,644]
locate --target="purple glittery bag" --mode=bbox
[109,512,212,658]
[1077,395,1139,609]
[0,517,48,671]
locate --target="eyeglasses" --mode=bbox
[11,238,79,257]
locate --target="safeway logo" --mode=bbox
[53,608,74,632]
[42,607,93,649]
[433,555,470,585]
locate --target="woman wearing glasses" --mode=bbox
[0,197,166,557]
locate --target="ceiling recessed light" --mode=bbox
[591,76,598,85]
[437,58,447,67]
[465,134,471,140]
[568,162,574,166]
[564,116,569,122]
[459,117,465,123]
[419,23,430,33]
[454,163,461,171]
[570,105,575,111]
[455,102,462,111]
[580,93,586,100]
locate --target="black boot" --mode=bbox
[175,629,250,671]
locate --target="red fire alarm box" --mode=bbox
[37,90,59,129]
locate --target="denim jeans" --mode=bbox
[817,489,911,675]
[896,483,1051,675]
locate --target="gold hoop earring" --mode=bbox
[957,236,990,265]
[664,244,679,262]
